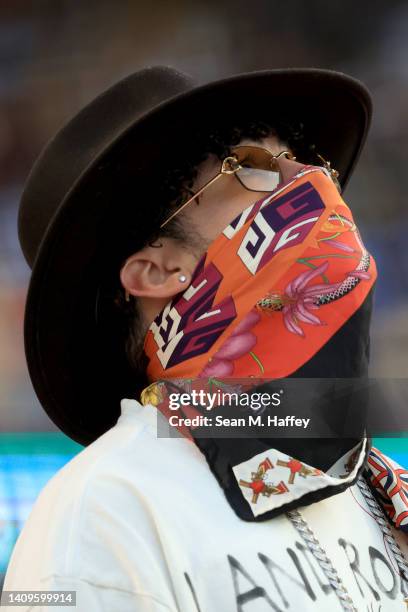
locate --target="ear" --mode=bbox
[120,238,196,299]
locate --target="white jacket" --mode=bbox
[4,399,408,611]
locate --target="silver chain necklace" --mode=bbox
[286,476,408,611]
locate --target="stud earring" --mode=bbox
[179,274,188,283]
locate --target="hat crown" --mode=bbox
[18,66,195,268]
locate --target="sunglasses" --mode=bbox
[160,145,340,229]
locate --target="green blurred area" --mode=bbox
[0,432,406,458]
[0,433,83,454]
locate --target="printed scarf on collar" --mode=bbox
[143,166,408,531]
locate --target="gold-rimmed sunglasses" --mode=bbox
[160,145,340,229]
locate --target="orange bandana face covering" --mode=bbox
[145,167,377,381]
[143,165,382,523]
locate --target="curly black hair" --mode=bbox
[115,117,311,372]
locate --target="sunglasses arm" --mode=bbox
[160,167,238,229]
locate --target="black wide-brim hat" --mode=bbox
[18,66,372,446]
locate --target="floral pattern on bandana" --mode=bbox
[144,168,376,380]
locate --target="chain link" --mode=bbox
[286,475,408,610]
[286,508,358,611]
[356,475,408,600]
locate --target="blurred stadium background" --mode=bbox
[1,0,408,589]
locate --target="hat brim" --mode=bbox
[24,68,372,445]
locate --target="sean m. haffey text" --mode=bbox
[167,389,311,430]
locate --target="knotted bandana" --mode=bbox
[143,165,408,531]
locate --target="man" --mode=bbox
[4,66,408,610]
